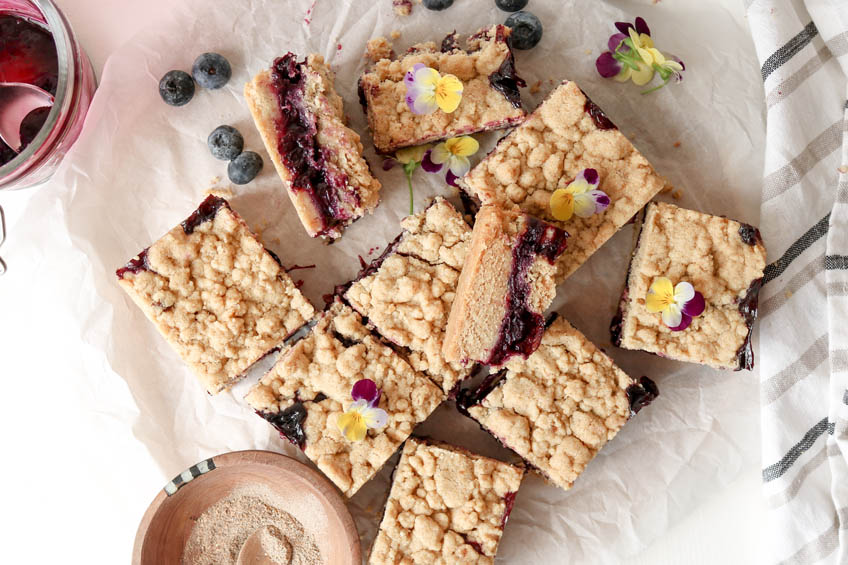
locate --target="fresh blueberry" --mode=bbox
[207,125,244,161]
[505,11,543,50]
[228,151,263,184]
[158,70,195,106]
[192,53,232,89]
[422,0,453,10]
[495,0,528,11]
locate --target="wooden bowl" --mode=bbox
[132,450,360,564]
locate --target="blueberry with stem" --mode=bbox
[158,70,195,106]
[505,11,543,50]
[192,53,232,90]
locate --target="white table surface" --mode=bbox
[0,0,767,562]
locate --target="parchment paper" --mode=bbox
[2,0,767,562]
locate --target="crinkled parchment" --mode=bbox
[1,0,766,562]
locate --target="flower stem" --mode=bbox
[405,171,415,214]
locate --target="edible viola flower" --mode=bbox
[595,17,685,93]
[549,168,610,222]
[336,379,388,442]
[383,144,432,214]
[422,135,480,186]
[645,277,705,331]
[404,63,463,115]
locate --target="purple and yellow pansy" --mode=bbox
[336,379,388,442]
[404,63,463,115]
[549,168,610,222]
[422,135,480,186]
[646,277,705,331]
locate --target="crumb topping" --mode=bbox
[366,37,394,62]
[460,80,670,282]
[359,25,526,153]
[345,198,473,392]
[117,198,314,395]
[369,439,524,564]
[468,316,634,491]
[618,202,766,369]
[246,302,444,497]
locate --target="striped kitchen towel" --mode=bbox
[746,0,848,563]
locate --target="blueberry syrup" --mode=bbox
[0,14,58,165]
[487,26,525,109]
[260,403,308,448]
[626,376,659,415]
[735,277,762,370]
[268,53,355,236]
[486,217,569,366]
[181,194,228,234]
[582,93,617,131]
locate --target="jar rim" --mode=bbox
[0,0,74,184]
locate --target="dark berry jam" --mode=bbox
[0,14,58,165]
[738,223,762,246]
[260,403,309,449]
[487,26,525,109]
[268,53,355,237]
[583,93,617,131]
[486,217,569,366]
[735,277,762,370]
[626,376,659,415]
[116,248,151,279]
[456,369,507,416]
[500,491,517,529]
[181,195,228,234]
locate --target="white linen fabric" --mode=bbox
[745,0,848,563]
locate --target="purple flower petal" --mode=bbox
[352,379,380,406]
[590,190,610,212]
[608,33,628,53]
[614,21,633,35]
[681,291,705,317]
[595,52,622,78]
[421,150,443,173]
[635,17,650,36]
[405,94,417,113]
[382,158,396,171]
[583,168,599,186]
[446,170,459,187]
[668,313,692,332]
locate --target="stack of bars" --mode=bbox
[116,24,769,565]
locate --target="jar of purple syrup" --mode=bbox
[0,0,95,190]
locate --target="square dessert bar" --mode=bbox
[459,80,671,282]
[611,201,767,370]
[245,300,444,497]
[245,53,381,240]
[443,205,569,367]
[369,438,524,565]
[116,195,315,395]
[358,25,526,153]
[344,197,474,394]
[460,315,658,492]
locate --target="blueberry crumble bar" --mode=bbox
[343,197,474,394]
[116,195,315,395]
[611,201,767,370]
[460,315,658,491]
[369,438,524,565]
[443,205,568,366]
[459,80,671,282]
[245,300,444,497]
[245,53,382,240]
[358,25,526,153]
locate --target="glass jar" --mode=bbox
[0,0,96,190]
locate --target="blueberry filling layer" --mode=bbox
[181,194,228,234]
[487,26,525,109]
[486,217,569,366]
[116,248,151,279]
[735,277,763,370]
[259,392,328,449]
[626,376,659,415]
[500,491,517,529]
[582,91,617,131]
[456,369,507,416]
[738,223,762,246]
[269,53,355,236]
[441,31,459,52]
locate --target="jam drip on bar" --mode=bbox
[181,195,228,234]
[456,369,507,416]
[116,248,151,279]
[738,223,762,246]
[269,53,354,236]
[735,277,763,370]
[626,376,659,416]
[486,217,569,366]
[582,91,617,130]
[260,392,327,449]
[487,26,525,109]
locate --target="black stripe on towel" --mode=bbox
[825,255,848,270]
[761,21,819,81]
[763,417,834,482]
[763,214,830,284]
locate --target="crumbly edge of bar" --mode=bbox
[246,301,445,497]
[117,199,315,394]
[369,438,524,565]
[459,80,670,282]
[343,197,474,393]
[359,25,526,153]
[466,316,634,491]
[618,201,766,369]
